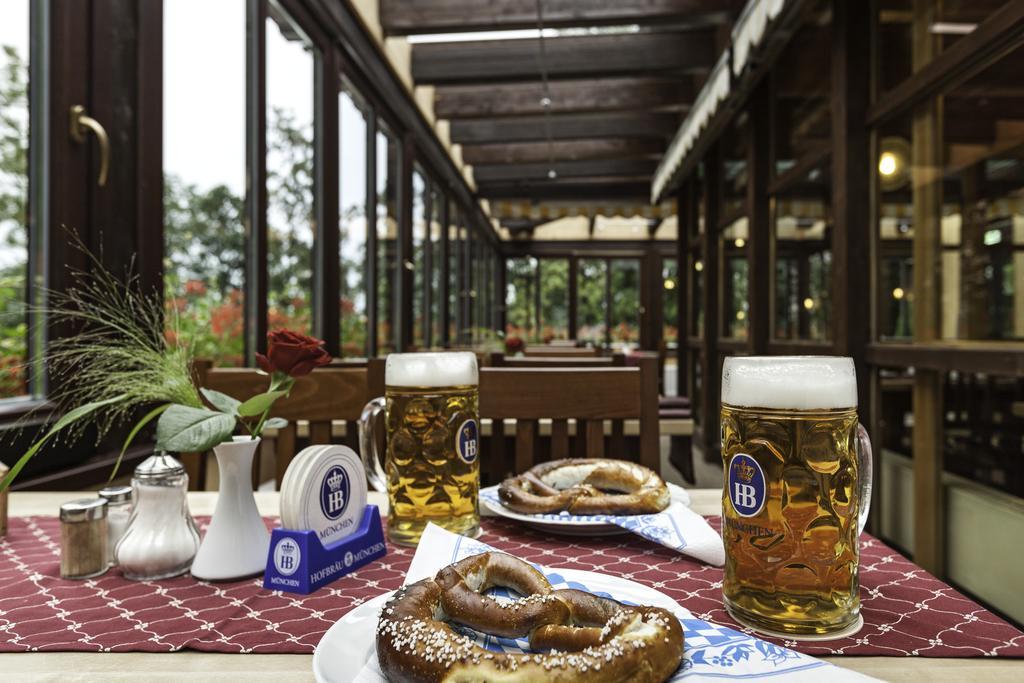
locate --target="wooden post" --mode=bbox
[676,182,691,394]
[701,143,722,461]
[747,80,771,356]
[439,193,450,347]
[318,50,341,357]
[397,134,414,351]
[365,114,379,357]
[909,0,944,574]
[245,0,268,363]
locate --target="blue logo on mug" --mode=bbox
[320,465,350,520]
[728,453,766,517]
[456,419,479,464]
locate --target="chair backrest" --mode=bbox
[522,345,600,357]
[193,366,369,489]
[364,355,659,484]
[489,352,625,368]
[480,356,659,482]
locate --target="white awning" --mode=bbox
[651,0,790,203]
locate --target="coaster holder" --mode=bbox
[263,505,387,595]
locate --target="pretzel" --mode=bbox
[498,458,671,516]
[376,552,683,682]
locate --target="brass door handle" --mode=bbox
[69,105,110,187]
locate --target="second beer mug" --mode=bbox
[720,356,872,637]
[360,352,480,546]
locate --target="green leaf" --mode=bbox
[110,403,171,481]
[0,394,129,491]
[262,417,288,430]
[237,390,287,417]
[155,405,237,453]
[201,388,241,415]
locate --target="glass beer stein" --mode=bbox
[360,352,480,546]
[720,356,872,636]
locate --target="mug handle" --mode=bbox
[359,397,388,493]
[856,423,873,535]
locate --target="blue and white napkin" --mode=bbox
[352,524,877,682]
[480,485,726,566]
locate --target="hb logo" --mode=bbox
[273,538,301,576]
[728,453,766,517]
[319,465,350,520]
[456,419,479,464]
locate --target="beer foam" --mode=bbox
[385,352,478,387]
[721,356,857,410]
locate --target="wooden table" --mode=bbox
[2,490,1020,682]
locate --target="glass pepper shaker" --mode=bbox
[98,485,133,566]
[115,453,201,580]
[60,498,109,579]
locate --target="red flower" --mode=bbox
[256,329,332,377]
[184,279,207,297]
[505,336,524,354]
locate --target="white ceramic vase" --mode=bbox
[190,436,270,581]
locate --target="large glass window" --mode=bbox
[376,124,398,353]
[505,257,536,342]
[609,259,640,346]
[339,83,369,357]
[577,259,607,346]
[429,186,443,346]
[164,0,246,366]
[0,3,29,397]
[266,8,316,333]
[539,259,569,342]
[721,117,749,340]
[448,206,459,343]
[412,167,427,349]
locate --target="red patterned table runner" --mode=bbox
[0,514,1021,656]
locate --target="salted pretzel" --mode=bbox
[376,552,683,682]
[498,458,671,515]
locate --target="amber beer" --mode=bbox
[720,356,872,636]
[361,352,480,546]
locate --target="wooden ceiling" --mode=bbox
[385,0,742,230]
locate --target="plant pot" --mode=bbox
[190,436,270,581]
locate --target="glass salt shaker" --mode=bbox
[115,453,201,580]
[98,485,133,566]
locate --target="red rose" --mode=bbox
[256,329,332,377]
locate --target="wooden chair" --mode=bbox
[489,352,625,368]
[522,345,600,358]
[365,356,659,485]
[189,366,369,490]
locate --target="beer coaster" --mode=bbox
[280,445,331,530]
[295,445,368,548]
[727,609,865,642]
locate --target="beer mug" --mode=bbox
[359,352,480,546]
[720,356,872,636]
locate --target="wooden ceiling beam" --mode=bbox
[412,32,714,84]
[477,180,652,200]
[473,158,659,183]
[381,0,737,35]
[451,112,680,144]
[461,138,664,165]
[433,77,693,118]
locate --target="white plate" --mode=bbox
[479,482,692,536]
[312,568,688,683]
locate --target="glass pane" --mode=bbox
[577,259,607,346]
[662,258,678,346]
[610,259,640,346]
[722,116,748,223]
[539,259,569,341]
[505,256,536,343]
[376,125,398,353]
[448,206,458,343]
[430,187,442,346]
[164,0,245,366]
[412,168,427,349]
[266,9,315,333]
[773,194,832,341]
[0,4,29,397]
[692,253,704,337]
[339,84,368,357]
[722,221,749,339]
